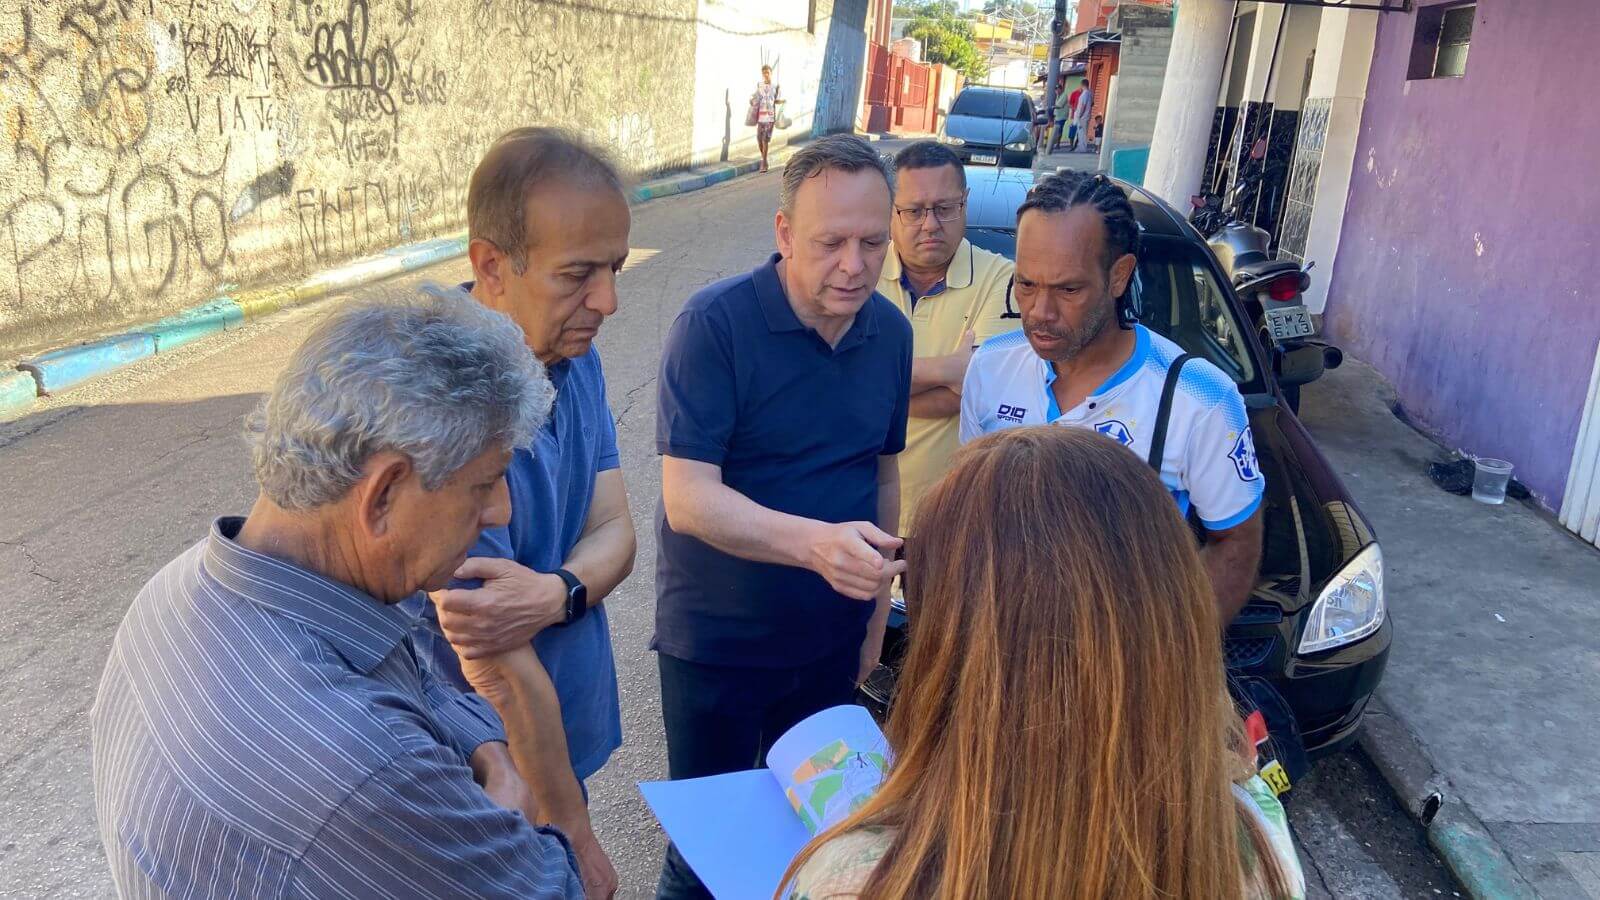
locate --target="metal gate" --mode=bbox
[862,41,893,132]
[893,58,934,133]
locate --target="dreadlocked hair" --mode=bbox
[1018,170,1141,268]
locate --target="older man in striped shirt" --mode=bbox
[91,290,584,898]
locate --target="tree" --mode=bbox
[908,20,989,82]
[899,5,990,83]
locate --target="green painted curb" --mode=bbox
[0,369,36,416]
[144,299,246,351]
[1358,702,1540,900]
[1428,811,1539,900]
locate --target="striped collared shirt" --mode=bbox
[91,517,583,898]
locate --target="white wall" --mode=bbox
[689,0,869,168]
[1269,5,1323,112]
[984,58,1034,89]
[1298,9,1378,313]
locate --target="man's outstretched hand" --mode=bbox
[806,521,905,600]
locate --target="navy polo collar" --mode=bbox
[754,253,805,333]
[754,253,880,349]
[203,517,416,674]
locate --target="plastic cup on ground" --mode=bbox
[1472,458,1513,505]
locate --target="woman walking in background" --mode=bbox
[753,65,782,173]
[782,426,1305,900]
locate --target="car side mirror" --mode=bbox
[937,107,948,117]
[1276,344,1327,387]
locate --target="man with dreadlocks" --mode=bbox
[959,171,1265,622]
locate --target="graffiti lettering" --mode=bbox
[302,0,398,117]
[0,0,702,351]
[399,59,447,106]
[4,154,232,316]
[470,0,542,40]
[176,93,290,135]
[175,22,281,89]
[285,0,318,37]
[293,172,436,263]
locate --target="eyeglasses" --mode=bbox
[894,201,966,225]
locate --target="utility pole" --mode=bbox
[1043,0,1068,132]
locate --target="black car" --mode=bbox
[936,86,1038,168]
[862,167,1391,758]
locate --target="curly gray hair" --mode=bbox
[245,285,553,510]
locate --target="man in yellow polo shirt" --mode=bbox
[877,141,1020,533]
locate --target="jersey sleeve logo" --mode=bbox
[1230,427,1263,482]
[997,404,1027,423]
[1094,420,1135,448]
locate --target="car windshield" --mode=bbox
[950,90,1030,121]
[964,230,1262,390]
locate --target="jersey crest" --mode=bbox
[1230,427,1263,482]
[1094,419,1135,447]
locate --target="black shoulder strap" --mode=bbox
[1148,353,1195,471]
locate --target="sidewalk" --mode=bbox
[1035,143,1102,172]
[1298,357,1600,898]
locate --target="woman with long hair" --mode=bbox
[782,426,1304,900]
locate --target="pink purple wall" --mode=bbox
[1325,0,1600,508]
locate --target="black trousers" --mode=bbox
[654,641,861,900]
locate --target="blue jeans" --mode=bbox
[654,642,861,899]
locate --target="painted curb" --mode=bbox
[0,369,35,415]
[144,298,246,352]
[1357,700,1539,899]
[19,332,157,395]
[3,155,776,413]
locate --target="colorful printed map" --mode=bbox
[784,738,889,834]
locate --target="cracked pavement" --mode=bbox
[0,160,1458,898]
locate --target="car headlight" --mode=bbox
[1298,543,1385,654]
[939,134,965,146]
[1005,141,1030,151]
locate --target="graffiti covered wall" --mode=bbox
[0,0,833,354]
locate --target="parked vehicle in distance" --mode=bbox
[1190,161,1333,413]
[936,86,1037,168]
[861,166,1391,760]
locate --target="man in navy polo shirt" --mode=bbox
[652,135,913,898]
[406,128,636,900]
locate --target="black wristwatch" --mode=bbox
[554,568,588,625]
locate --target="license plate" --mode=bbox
[1265,306,1315,341]
[970,153,998,165]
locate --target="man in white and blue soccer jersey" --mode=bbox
[959,171,1264,621]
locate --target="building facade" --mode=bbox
[1146,0,1600,535]
[1324,0,1600,523]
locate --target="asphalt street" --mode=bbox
[0,163,1459,898]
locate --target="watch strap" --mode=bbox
[553,568,587,624]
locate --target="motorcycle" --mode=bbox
[1190,160,1335,412]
